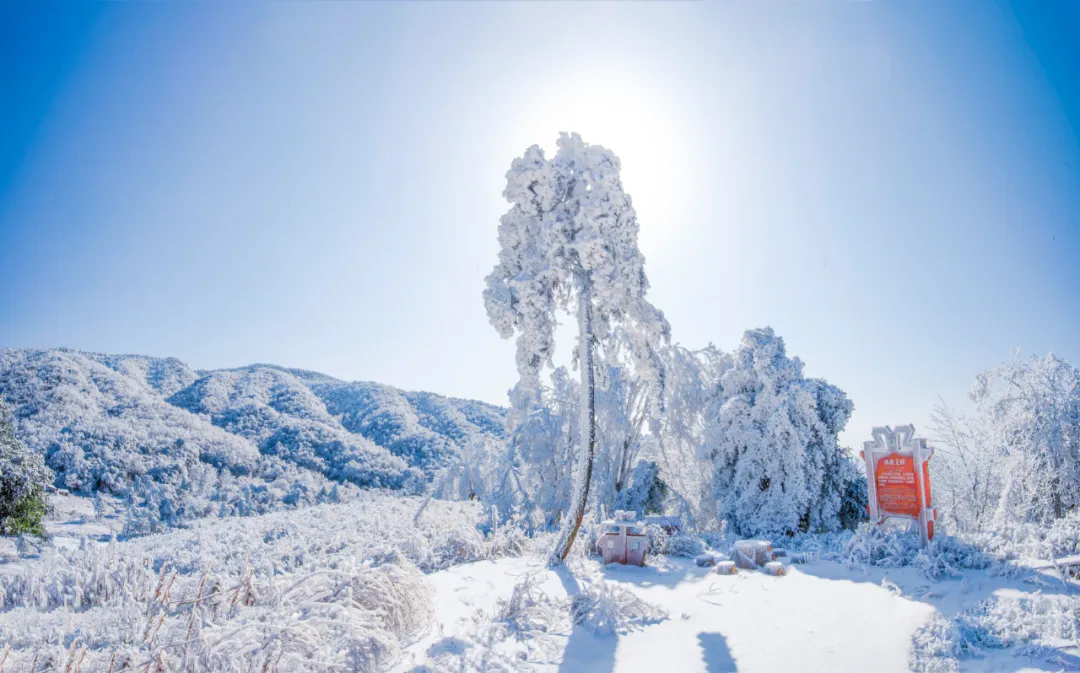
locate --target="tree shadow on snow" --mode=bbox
[553,564,617,673]
[698,632,738,672]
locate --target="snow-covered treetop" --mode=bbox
[484,132,670,398]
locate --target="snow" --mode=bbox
[393,547,1080,673]
[394,556,933,672]
[3,493,1079,672]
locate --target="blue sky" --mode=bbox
[1,1,1078,447]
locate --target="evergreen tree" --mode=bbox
[0,401,53,537]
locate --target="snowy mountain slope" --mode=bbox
[313,380,504,471]
[0,349,265,494]
[0,348,506,527]
[167,367,419,489]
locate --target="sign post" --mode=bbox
[861,425,936,547]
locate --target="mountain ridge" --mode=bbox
[0,347,506,531]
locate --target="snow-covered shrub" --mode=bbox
[648,528,706,558]
[837,525,992,578]
[569,577,668,636]
[0,493,501,671]
[495,573,564,638]
[496,370,579,531]
[701,328,860,537]
[954,593,1080,656]
[909,615,961,673]
[931,352,1080,532]
[482,511,537,559]
[928,403,1002,534]
[0,401,52,536]
[652,344,732,531]
[592,362,665,519]
[912,592,1080,671]
[967,509,1080,562]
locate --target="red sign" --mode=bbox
[874,455,931,518]
[863,426,936,545]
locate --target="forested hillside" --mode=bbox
[0,349,505,529]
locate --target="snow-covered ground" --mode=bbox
[0,493,122,561]
[3,496,1079,672]
[396,555,1079,673]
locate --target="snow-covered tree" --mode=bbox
[700,328,861,538]
[653,344,732,529]
[591,352,655,518]
[484,133,670,562]
[928,400,1002,532]
[0,401,53,536]
[613,460,668,516]
[971,353,1080,525]
[506,369,578,528]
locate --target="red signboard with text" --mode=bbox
[863,425,936,546]
[874,455,932,518]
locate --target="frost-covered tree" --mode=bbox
[700,328,861,537]
[613,460,668,516]
[503,369,579,528]
[591,352,655,518]
[930,352,1080,531]
[928,400,1002,532]
[0,401,53,536]
[653,344,732,528]
[484,133,670,562]
[971,353,1080,525]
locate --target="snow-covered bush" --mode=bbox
[700,328,862,537]
[965,508,1080,563]
[652,344,731,530]
[912,592,1080,672]
[974,353,1079,526]
[0,493,508,672]
[569,577,668,636]
[647,527,706,558]
[909,615,962,673]
[495,573,565,638]
[493,370,578,530]
[0,402,52,536]
[928,403,1001,534]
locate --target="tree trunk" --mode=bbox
[550,282,596,564]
